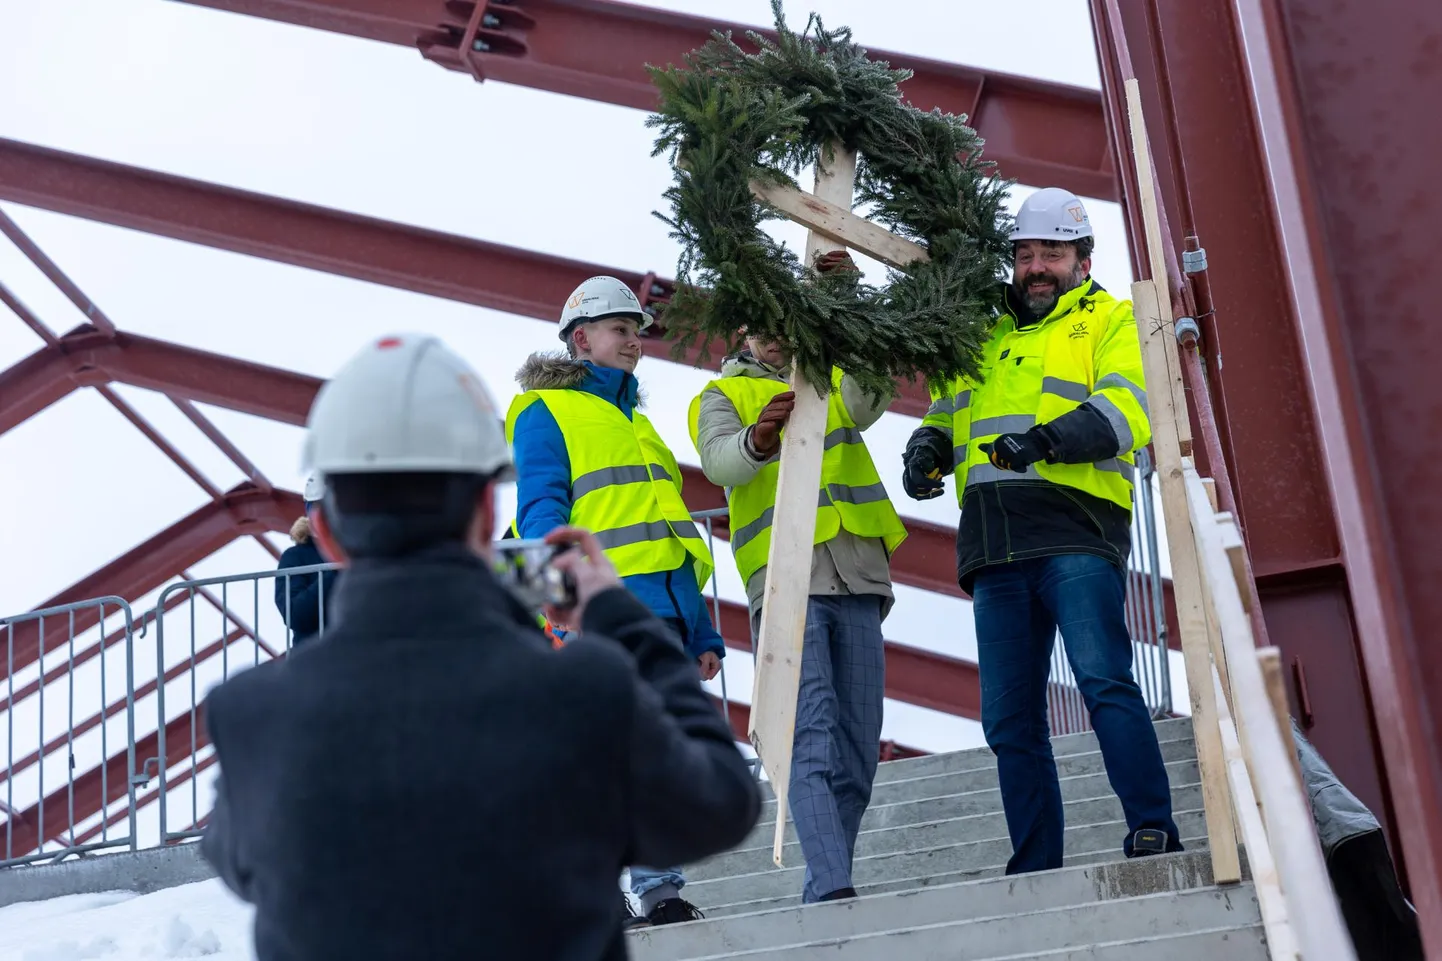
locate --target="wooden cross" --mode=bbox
[747,142,927,865]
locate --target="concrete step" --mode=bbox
[757,756,1200,825]
[970,925,1268,961]
[693,798,1208,885]
[738,735,1199,842]
[685,810,1209,909]
[630,850,1230,961]
[721,782,1205,878]
[701,832,1213,918]
[650,886,1261,960]
[799,718,1194,789]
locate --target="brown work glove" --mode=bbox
[749,390,796,458]
[815,250,859,274]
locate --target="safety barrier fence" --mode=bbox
[4,501,1169,865]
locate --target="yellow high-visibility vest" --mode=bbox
[506,390,713,588]
[922,280,1149,511]
[688,367,907,587]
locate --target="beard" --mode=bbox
[1017,263,1086,317]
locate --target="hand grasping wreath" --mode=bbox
[646,0,1014,403]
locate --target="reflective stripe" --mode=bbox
[572,463,671,500]
[731,507,774,552]
[594,518,697,550]
[1041,376,1090,402]
[1094,458,1136,483]
[955,390,972,411]
[965,461,1041,484]
[970,414,1037,436]
[824,426,864,449]
[824,481,890,505]
[1088,394,1134,454]
[953,444,967,468]
[1095,373,1149,416]
[925,396,954,417]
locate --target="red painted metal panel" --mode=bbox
[1232,0,1442,941]
[174,0,1115,200]
[0,139,930,417]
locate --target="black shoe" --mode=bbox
[646,897,705,925]
[622,894,651,929]
[1126,828,1171,857]
[819,886,858,901]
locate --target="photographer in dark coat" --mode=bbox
[200,334,761,961]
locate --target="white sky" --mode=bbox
[0,0,1189,841]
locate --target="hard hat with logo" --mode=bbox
[303,471,326,504]
[1009,187,1094,243]
[556,275,651,344]
[303,334,515,483]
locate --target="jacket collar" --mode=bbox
[1004,277,1104,328]
[327,543,538,641]
[576,360,640,414]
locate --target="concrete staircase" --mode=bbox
[630,718,1266,960]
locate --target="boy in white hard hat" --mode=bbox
[902,188,1181,872]
[200,334,760,961]
[505,276,726,926]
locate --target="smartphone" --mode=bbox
[492,538,578,612]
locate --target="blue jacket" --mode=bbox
[511,354,725,661]
[274,518,339,643]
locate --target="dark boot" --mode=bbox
[646,898,705,925]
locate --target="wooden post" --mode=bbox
[749,143,857,866]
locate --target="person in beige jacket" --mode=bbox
[688,272,908,902]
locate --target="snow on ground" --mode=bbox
[0,881,253,961]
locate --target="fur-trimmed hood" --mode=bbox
[290,515,311,544]
[515,352,645,409]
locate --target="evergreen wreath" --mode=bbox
[646,1,1014,402]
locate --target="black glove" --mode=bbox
[902,447,946,500]
[979,431,1052,473]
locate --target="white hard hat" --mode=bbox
[303,471,326,503]
[1009,187,1094,242]
[557,275,651,343]
[302,334,515,483]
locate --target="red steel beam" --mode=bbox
[0,138,941,417]
[711,597,981,720]
[175,0,1115,201]
[1224,0,1442,941]
[69,753,219,850]
[1092,0,1396,867]
[4,482,302,681]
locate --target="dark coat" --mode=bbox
[273,518,338,641]
[201,544,760,961]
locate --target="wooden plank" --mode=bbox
[749,178,929,270]
[1186,466,1356,961]
[1132,279,1241,885]
[1259,646,1303,789]
[749,143,858,867]
[1214,509,1256,613]
[1212,664,1299,961]
[1124,77,1192,456]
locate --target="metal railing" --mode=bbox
[1,597,139,867]
[1046,447,1172,735]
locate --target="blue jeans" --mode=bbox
[787,595,886,902]
[973,553,1180,874]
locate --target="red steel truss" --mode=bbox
[173,0,1116,201]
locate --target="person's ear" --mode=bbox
[571,325,590,356]
[310,508,349,566]
[468,483,498,558]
